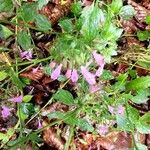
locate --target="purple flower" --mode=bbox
[37,119,42,129]
[81,66,96,85]
[1,106,11,118]
[92,50,104,67]
[65,69,72,79]
[89,84,101,93]
[9,95,23,103]
[20,51,32,60]
[97,124,108,135]
[95,66,104,77]
[108,106,114,114]
[51,64,62,80]
[71,69,79,83]
[117,105,125,115]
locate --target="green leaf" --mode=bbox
[59,19,73,33]
[81,3,105,41]
[76,119,94,132]
[137,61,150,69]
[20,103,34,115]
[0,0,13,12]
[38,0,49,9]
[0,24,13,39]
[23,95,33,103]
[131,89,150,104]
[17,31,32,50]
[100,70,114,80]
[126,76,150,90]
[71,2,82,16]
[119,5,135,20]
[0,71,8,81]
[47,111,65,119]
[140,112,150,122]
[146,15,150,24]
[35,14,51,32]
[110,0,123,14]
[137,30,150,41]
[135,143,148,150]
[20,3,37,22]
[136,121,150,134]
[53,89,74,105]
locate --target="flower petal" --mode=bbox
[1,106,11,118]
[81,66,96,85]
[97,124,108,135]
[9,95,23,103]
[51,64,62,80]
[117,105,125,115]
[89,84,101,93]
[65,69,72,79]
[92,50,104,67]
[95,66,103,77]
[71,69,79,83]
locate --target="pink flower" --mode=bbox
[1,106,11,118]
[37,119,42,129]
[71,69,79,83]
[108,106,114,114]
[92,50,104,67]
[95,66,104,77]
[49,61,56,69]
[81,66,96,85]
[89,84,101,93]
[65,69,72,79]
[20,51,32,60]
[117,105,125,115]
[51,64,62,80]
[97,124,108,135]
[9,95,23,103]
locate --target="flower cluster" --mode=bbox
[50,50,105,93]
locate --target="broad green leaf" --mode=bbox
[59,19,73,33]
[35,14,51,32]
[20,103,34,115]
[47,111,65,119]
[137,61,150,69]
[77,119,94,132]
[100,70,114,80]
[135,143,148,150]
[0,71,8,81]
[71,2,82,16]
[126,76,150,90]
[119,5,136,20]
[53,89,74,105]
[0,24,13,39]
[140,112,150,122]
[81,3,105,41]
[0,0,13,12]
[20,3,37,22]
[23,95,33,103]
[137,30,150,41]
[38,0,49,9]
[17,31,32,50]
[110,0,123,14]
[146,15,150,24]
[131,89,150,104]
[136,121,150,134]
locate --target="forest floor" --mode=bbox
[0,0,150,149]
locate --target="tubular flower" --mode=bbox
[92,50,104,67]
[51,64,62,80]
[71,69,79,83]
[89,84,101,93]
[65,69,72,79]
[1,106,11,118]
[97,124,109,135]
[81,66,96,85]
[20,51,32,60]
[9,95,23,103]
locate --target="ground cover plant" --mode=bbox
[0,0,150,149]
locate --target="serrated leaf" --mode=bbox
[17,31,32,50]
[131,89,150,104]
[137,30,150,41]
[53,89,74,105]
[0,24,13,39]
[23,95,33,103]
[76,119,94,132]
[119,5,136,20]
[20,3,37,22]
[126,76,150,90]
[0,71,8,81]
[0,0,13,12]
[110,0,123,14]
[81,3,105,41]
[59,19,73,33]
[35,14,51,32]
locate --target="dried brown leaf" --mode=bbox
[43,122,64,150]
